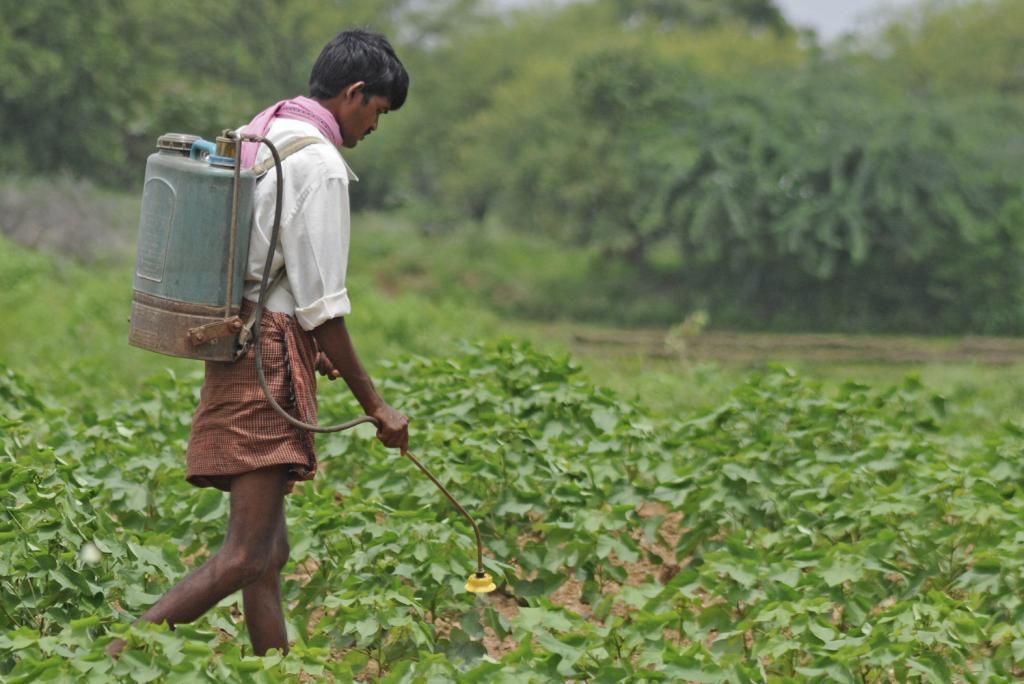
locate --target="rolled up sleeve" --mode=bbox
[282,176,353,331]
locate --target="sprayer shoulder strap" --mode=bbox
[249,136,324,177]
[235,136,325,358]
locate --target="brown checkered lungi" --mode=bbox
[186,300,318,493]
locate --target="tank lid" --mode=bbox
[156,133,201,154]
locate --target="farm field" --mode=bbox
[5,0,1024,677]
[4,240,1024,681]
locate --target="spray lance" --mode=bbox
[129,129,495,594]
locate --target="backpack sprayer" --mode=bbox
[128,129,496,595]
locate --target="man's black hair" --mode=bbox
[309,29,409,110]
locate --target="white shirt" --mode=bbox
[242,118,359,331]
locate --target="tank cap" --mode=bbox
[156,133,201,154]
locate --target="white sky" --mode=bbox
[774,0,921,42]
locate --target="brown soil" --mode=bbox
[481,593,521,658]
[473,501,690,661]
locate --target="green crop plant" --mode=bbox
[4,342,1024,680]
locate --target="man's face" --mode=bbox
[339,93,391,149]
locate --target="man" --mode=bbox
[109,29,410,657]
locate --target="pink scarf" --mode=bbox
[239,96,342,169]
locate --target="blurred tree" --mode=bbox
[0,0,466,188]
[605,0,789,33]
[0,0,158,185]
[412,0,802,228]
[560,57,1024,331]
[4,0,1024,332]
[404,0,1024,332]
[868,0,1024,98]
[128,0,415,177]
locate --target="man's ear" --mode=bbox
[343,81,367,103]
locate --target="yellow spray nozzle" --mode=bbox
[465,571,496,594]
[396,448,497,595]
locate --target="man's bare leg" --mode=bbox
[107,465,290,656]
[242,509,290,655]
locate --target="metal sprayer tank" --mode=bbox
[129,133,255,361]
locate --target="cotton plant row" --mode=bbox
[2,346,1024,681]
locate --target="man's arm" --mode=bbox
[312,317,409,451]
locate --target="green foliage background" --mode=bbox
[3,0,1023,332]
